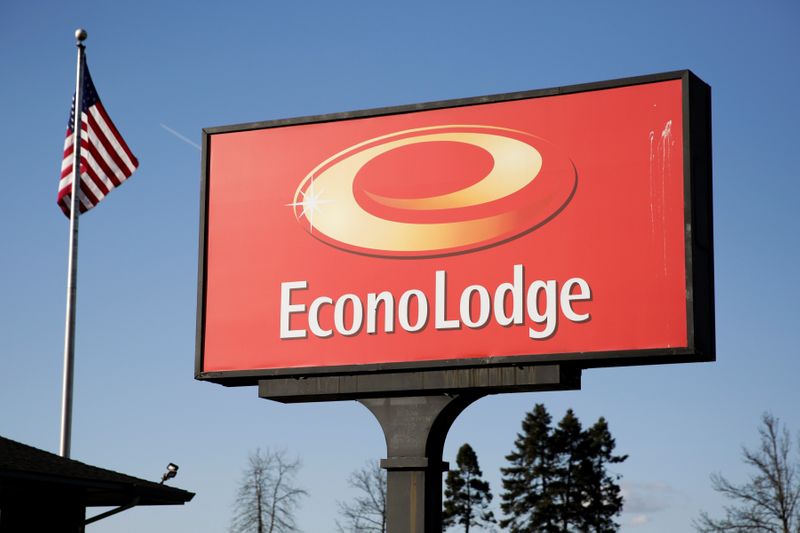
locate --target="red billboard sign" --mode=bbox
[196,71,713,386]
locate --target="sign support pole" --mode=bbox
[259,366,582,532]
[359,395,480,533]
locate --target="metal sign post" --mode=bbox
[260,365,581,532]
[360,395,479,533]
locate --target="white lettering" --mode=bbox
[561,278,591,322]
[335,293,363,336]
[280,281,308,339]
[398,289,428,332]
[367,291,395,334]
[308,296,333,338]
[278,265,591,341]
[526,280,557,339]
[494,263,524,326]
[460,285,491,328]
[435,270,460,330]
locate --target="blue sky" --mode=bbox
[1,1,799,531]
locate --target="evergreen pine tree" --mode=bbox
[443,443,495,532]
[500,405,627,533]
[577,417,627,532]
[550,409,584,532]
[500,404,559,532]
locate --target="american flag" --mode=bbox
[58,55,138,216]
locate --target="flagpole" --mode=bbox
[60,28,87,458]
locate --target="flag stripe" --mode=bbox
[78,172,102,206]
[80,156,111,197]
[81,148,118,192]
[58,194,71,216]
[93,102,138,169]
[88,109,136,179]
[78,186,93,211]
[81,132,122,187]
[79,134,118,187]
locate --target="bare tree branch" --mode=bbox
[695,413,800,533]
[336,460,387,533]
[231,448,308,533]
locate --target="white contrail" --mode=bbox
[160,123,201,150]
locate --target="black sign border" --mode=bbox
[195,70,714,388]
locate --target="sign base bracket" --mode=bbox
[258,363,581,403]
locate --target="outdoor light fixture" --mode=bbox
[160,463,179,484]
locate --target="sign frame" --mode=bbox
[195,69,714,388]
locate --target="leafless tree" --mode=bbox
[231,448,308,533]
[336,460,387,533]
[695,413,800,533]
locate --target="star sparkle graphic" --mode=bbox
[286,179,333,233]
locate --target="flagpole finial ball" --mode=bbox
[75,29,88,42]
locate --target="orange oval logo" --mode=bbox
[289,125,576,257]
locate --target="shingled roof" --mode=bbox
[0,435,194,507]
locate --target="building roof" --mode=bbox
[0,435,194,507]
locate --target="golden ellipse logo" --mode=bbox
[289,125,577,257]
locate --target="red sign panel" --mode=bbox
[197,71,713,383]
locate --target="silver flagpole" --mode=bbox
[60,28,87,458]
